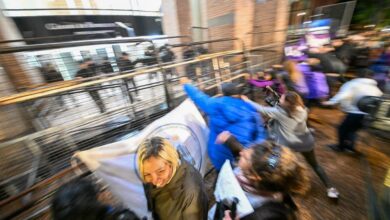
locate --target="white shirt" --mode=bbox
[328,78,383,114]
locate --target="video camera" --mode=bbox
[264,86,281,107]
[357,95,390,140]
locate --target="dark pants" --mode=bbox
[88,90,106,113]
[125,77,138,95]
[123,77,138,104]
[301,150,331,188]
[338,113,365,150]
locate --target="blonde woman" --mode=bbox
[137,137,207,220]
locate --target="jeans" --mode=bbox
[338,113,365,150]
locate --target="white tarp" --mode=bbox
[208,161,254,219]
[73,99,209,219]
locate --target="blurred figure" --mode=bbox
[159,45,176,78]
[323,69,383,152]
[117,52,138,102]
[76,58,98,78]
[137,137,208,220]
[76,59,106,113]
[243,91,339,198]
[283,60,309,97]
[180,77,267,171]
[40,63,64,83]
[100,57,117,96]
[306,45,347,75]
[183,46,197,79]
[39,63,77,109]
[299,59,330,104]
[52,178,140,220]
[370,45,390,91]
[305,46,347,96]
[332,37,355,66]
[143,45,159,80]
[101,57,114,74]
[182,46,209,80]
[216,137,310,220]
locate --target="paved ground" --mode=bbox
[204,106,389,220]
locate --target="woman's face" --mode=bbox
[238,148,261,181]
[238,148,253,172]
[142,156,173,188]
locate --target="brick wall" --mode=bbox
[207,0,235,19]
[234,0,255,49]
[162,0,290,51]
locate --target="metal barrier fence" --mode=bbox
[0,36,284,219]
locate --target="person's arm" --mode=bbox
[181,79,214,114]
[216,131,244,158]
[181,190,207,220]
[244,98,282,118]
[322,82,353,106]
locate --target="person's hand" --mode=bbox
[321,101,333,106]
[240,95,250,102]
[179,77,191,85]
[223,210,239,220]
[216,131,231,144]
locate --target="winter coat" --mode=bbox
[183,84,267,170]
[145,161,208,220]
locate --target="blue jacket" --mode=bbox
[183,84,267,170]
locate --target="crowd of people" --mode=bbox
[49,32,389,220]
[37,44,177,113]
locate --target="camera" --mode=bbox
[357,95,390,140]
[214,197,239,220]
[264,86,281,107]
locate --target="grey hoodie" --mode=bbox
[247,100,314,152]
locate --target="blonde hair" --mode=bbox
[251,142,311,195]
[137,137,180,182]
[284,60,304,84]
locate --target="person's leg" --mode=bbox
[88,90,106,113]
[343,113,365,151]
[55,95,65,108]
[122,79,134,103]
[337,114,351,150]
[129,77,138,95]
[301,150,331,188]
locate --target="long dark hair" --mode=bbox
[281,91,305,118]
[250,142,310,195]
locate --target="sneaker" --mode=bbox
[344,148,362,156]
[327,187,339,199]
[327,144,344,152]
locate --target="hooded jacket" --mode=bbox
[328,78,383,114]
[183,84,267,170]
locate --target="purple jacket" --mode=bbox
[299,63,329,99]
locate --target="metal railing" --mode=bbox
[0,36,284,219]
